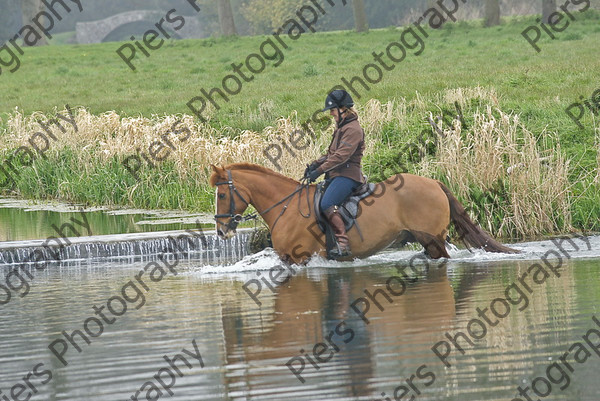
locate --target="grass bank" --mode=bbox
[1,14,599,238]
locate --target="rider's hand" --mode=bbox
[304,161,321,180]
[307,168,321,183]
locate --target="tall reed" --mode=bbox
[0,88,593,237]
[427,105,572,238]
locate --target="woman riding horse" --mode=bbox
[304,89,365,259]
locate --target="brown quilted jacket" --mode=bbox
[314,113,365,183]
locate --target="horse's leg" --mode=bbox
[410,230,450,259]
[395,230,415,246]
[274,225,327,264]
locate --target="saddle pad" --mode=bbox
[314,182,376,233]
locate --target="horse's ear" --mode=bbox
[209,164,226,187]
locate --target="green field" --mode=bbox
[1,14,599,132]
[1,13,599,237]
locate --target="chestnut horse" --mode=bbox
[210,163,517,264]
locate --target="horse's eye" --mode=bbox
[219,193,226,200]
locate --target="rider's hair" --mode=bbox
[342,106,358,116]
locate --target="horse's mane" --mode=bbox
[209,163,299,187]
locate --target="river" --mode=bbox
[1,221,599,400]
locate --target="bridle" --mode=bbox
[214,170,253,232]
[214,169,312,233]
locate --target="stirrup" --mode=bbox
[328,243,351,259]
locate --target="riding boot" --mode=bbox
[323,206,351,259]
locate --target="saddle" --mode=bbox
[313,181,376,234]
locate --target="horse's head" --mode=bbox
[210,165,251,240]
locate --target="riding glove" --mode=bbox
[307,168,322,183]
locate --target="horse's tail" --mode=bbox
[437,182,520,254]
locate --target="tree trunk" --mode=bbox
[352,0,368,33]
[542,0,557,23]
[21,0,47,46]
[218,0,237,36]
[484,0,500,27]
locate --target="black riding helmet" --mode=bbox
[322,89,354,112]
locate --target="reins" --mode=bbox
[214,170,313,234]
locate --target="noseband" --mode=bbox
[214,170,252,231]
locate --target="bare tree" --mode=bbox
[218,0,237,36]
[352,0,368,33]
[484,0,500,27]
[542,0,557,23]
[21,0,47,46]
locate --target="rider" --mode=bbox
[304,89,366,259]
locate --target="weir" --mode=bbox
[0,229,251,265]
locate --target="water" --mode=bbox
[0,229,250,265]
[0,197,214,241]
[1,235,600,401]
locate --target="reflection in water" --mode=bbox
[1,244,600,400]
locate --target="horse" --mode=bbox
[210,163,518,264]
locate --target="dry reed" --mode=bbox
[429,105,572,237]
[0,87,582,237]
[1,107,329,184]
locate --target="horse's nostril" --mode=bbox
[217,229,224,237]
